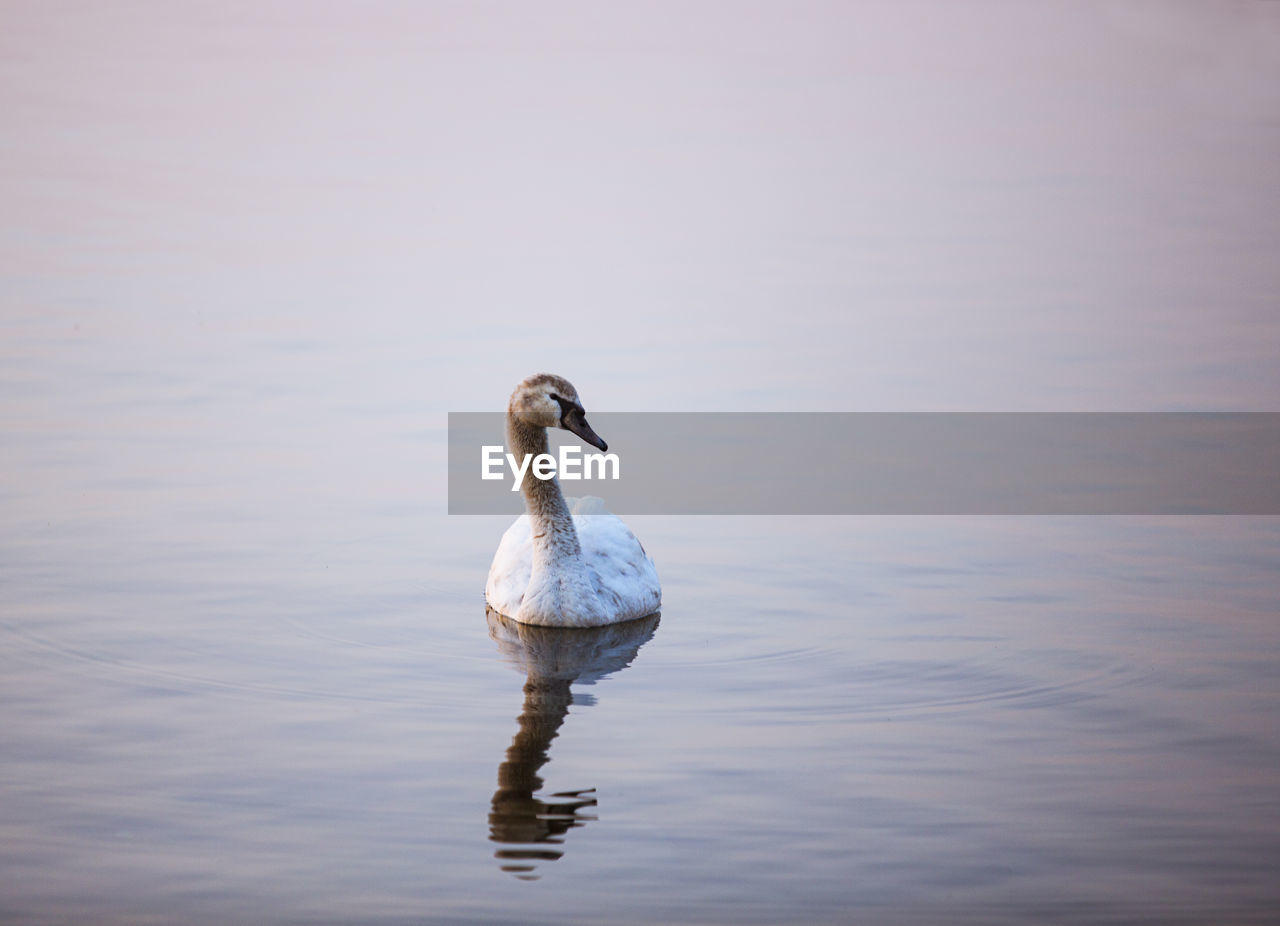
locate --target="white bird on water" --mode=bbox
[485,374,661,627]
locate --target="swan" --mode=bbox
[484,373,661,627]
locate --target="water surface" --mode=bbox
[3,3,1279,923]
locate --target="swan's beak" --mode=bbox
[563,409,608,452]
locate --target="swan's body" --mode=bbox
[484,374,661,627]
[487,495,661,626]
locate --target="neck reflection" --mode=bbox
[486,607,660,880]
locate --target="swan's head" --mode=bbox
[508,373,608,452]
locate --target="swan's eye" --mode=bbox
[548,393,582,425]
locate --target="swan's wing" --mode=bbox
[573,512,662,622]
[485,515,533,618]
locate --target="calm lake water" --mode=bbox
[3,3,1280,924]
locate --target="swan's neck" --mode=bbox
[508,419,583,567]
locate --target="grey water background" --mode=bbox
[3,2,1280,924]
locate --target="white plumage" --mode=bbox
[484,375,661,627]
[486,496,662,627]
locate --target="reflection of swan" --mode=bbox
[487,607,660,880]
[485,373,661,627]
